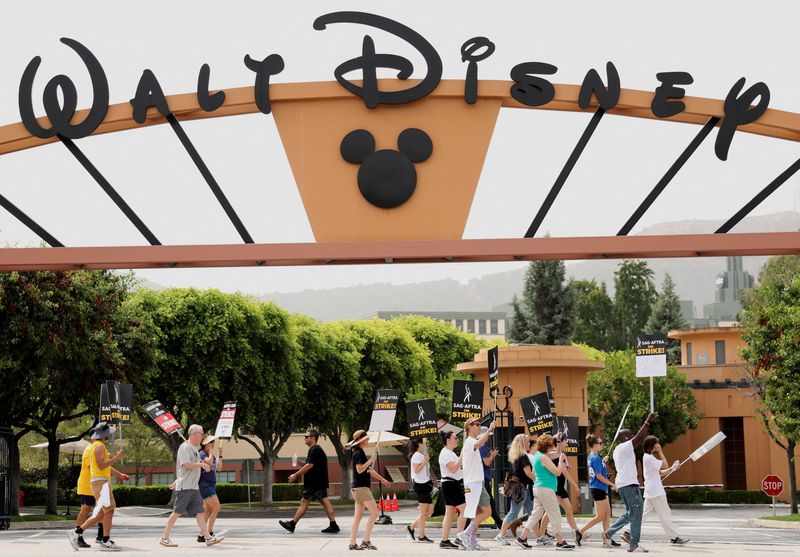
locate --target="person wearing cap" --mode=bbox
[74,427,130,549]
[160,424,223,548]
[196,434,224,544]
[346,430,391,550]
[69,422,124,552]
[455,417,495,551]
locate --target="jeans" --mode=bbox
[606,485,644,548]
[504,488,532,523]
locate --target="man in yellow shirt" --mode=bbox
[69,422,125,551]
[74,428,130,549]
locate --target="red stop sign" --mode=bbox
[762,475,784,497]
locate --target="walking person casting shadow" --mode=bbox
[195,434,224,543]
[279,428,340,534]
[346,430,391,550]
[406,437,434,544]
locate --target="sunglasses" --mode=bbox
[597,440,604,444]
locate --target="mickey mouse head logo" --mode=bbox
[340,128,433,209]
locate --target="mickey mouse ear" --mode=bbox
[340,129,375,164]
[398,128,433,162]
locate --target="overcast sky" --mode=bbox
[1,1,799,295]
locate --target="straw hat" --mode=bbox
[346,430,369,448]
[200,434,217,447]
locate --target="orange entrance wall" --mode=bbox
[667,327,800,500]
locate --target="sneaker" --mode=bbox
[349,543,364,550]
[440,540,458,549]
[417,536,434,543]
[610,538,621,547]
[100,540,121,552]
[361,540,377,550]
[68,531,81,551]
[556,541,575,550]
[671,537,689,545]
[321,523,341,534]
[77,536,91,549]
[205,535,223,546]
[627,546,649,553]
[159,537,177,547]
[514,537,532,549]
[545,531,555,540]
[574,530,582,547]
[453,535,465,549]
[536,535,551,546]
[602,534,612,548]
[406,525,416,541]
[279,519,296,533]
[494,533,510,545]
[622,531,631,544]
[197,535,206,543]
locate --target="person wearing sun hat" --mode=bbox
[346,430,391,550]
[456,416,495,551]
[195,434,224,544]
[69,421,124,552]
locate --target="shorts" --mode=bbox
[79,495,96,506]
[302,488,328,502]
[591,488,608,501]
[555,486,569,499]
[441,480,465,507]
[173,489,205,516]
[413,481,433,504]
[89,479,115,510]
[351,486,373,504]
[199,481,217,500]
[464,481,490,518]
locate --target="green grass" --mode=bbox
[12,514,72,522]
[759,514,800,522]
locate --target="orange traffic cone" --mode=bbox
[392,493,399,511]
[385,494,391,512]
[377,496,383,510]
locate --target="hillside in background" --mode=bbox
[139,212,800,322]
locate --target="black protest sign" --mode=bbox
[406,398,438,439]
[488,346,499,396]
[451,380,484,421]
[520,392,554,436]
[116,383,133,425]
[369,389,401,432]
[555,416,579,456]
[635,333,668,377]
[99,383,113,423]
[142,400,183,435]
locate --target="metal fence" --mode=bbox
[0,427,12,530]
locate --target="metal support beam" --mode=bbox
[0,231,798,271]
[618,117,719,236]
[525,108,605,238]
[0,193,62,247]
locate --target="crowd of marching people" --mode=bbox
[67,414,689,552]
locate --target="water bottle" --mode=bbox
[292,453,298,467]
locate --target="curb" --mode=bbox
[749,518,800,530]
[9,521,73,530]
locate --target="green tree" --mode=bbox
[586,349,702,460]
[740,255,800,514]
[0,270,157,514]
[508,295,530,343]
[291,316,362,499]
[645,274,688,365]
[614,260,657,349]
[572,279,617,351]
[510,260,575,345]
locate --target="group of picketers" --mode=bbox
[399,413,689,553]
[67,421,225,551]
[65,414,688,552]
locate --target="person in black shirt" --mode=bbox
[346,430,391,550]
[279,429,340,534]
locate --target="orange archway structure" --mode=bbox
[1,78,800,271]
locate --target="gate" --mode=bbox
[0,427,12,530]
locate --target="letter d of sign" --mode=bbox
[715,78,770,161]
[19,38,109,139]
[314,11,443,108]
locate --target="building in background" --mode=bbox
[368,310,506,341]
[680,256,755,328]
[666,325,799,497]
